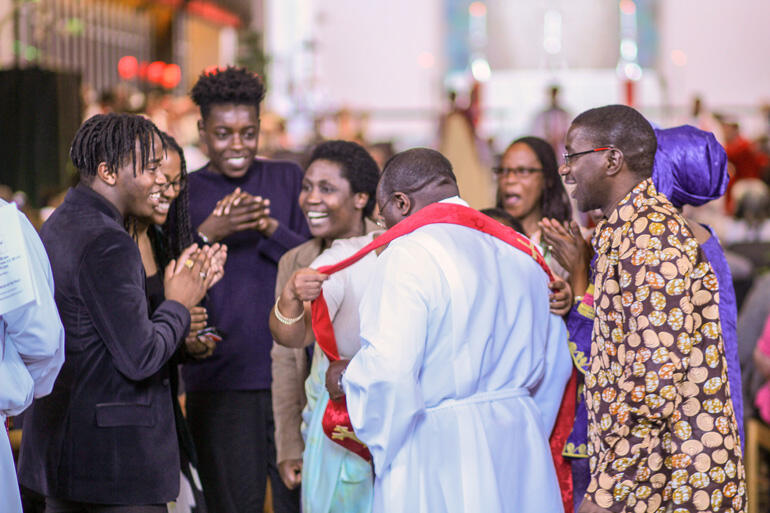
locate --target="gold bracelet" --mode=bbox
[274,299,304,325]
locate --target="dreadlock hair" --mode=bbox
[306,140,380,218]
[191,66,266,121]
[70,113,164,182]
[571,104,657,177]
[496,136,572,224]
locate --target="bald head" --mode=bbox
[376,148,459,228]
[380,148,457,196]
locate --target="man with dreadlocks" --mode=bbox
[18,113,212,512]
[177,67,309,513]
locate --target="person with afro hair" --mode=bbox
[174,67,310,513]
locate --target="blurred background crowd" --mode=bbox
[2,0,770,509]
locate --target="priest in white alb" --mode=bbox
[324,148,573,513]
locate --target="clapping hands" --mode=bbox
[198,188,278,242]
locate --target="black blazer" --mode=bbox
[18,185,191,505]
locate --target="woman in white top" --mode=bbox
[270,140,381,513]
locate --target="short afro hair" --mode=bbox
[191,66,266,121]
[571,104,657,177]
[380,148,457,197]
[70,113,164,181]
[307,140,380,218]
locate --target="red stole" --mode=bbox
[309,202,574,503]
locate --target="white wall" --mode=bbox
[266,0,445,146]
[657,0,770,112]
[264,0,770,144]
[486,0,618,70]
[312,0,444,144]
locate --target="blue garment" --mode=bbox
[652,125,729,209]
[0,200,64,513]
[562,255,597,513]
[701,226,744,448]
[651,125,744,448]
[299,234,377,513]
[182,159,310,392]
[301,351,373,513]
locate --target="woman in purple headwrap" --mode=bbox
[540,124,743,512]
[652,124,744,448]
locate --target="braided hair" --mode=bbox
[190,66,266,121]
[70,113,164,181]
[149,133,195,267]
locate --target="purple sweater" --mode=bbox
[181,159,310,391]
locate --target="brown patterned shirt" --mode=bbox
[584,179,745,512]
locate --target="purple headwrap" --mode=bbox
[652,125,729,208]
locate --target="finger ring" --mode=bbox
[200,272,207,279]
[184,259,194,269]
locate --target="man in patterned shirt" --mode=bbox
[561,104,745,513]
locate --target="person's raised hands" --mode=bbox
[198,188,278,242]
[164,244,210,310]
[539,218,591,275]
[205,243,228,288]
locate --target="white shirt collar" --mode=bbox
[438,195,468,206]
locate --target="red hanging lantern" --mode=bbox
[117,55,138,80]
[161,63,182,89]
[147,61,166,84]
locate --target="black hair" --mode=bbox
[571,104,657,177]
[496,136,572,224]
[480,208,525,234]
[380,148,457,197]
[70,113,164,181]
[125,133,193,266]
[307,140,380,218]
[190,66,266,121]
[158,133,193,263]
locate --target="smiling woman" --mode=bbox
[270,139,381,513]
[126,131,226,511]
[299,140,379,245]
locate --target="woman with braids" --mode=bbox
[270,140,381,513]
[127,132,227,512]
[177,67,309,513]
[18,113,214,511]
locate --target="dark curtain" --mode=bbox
[0,67,81,206]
